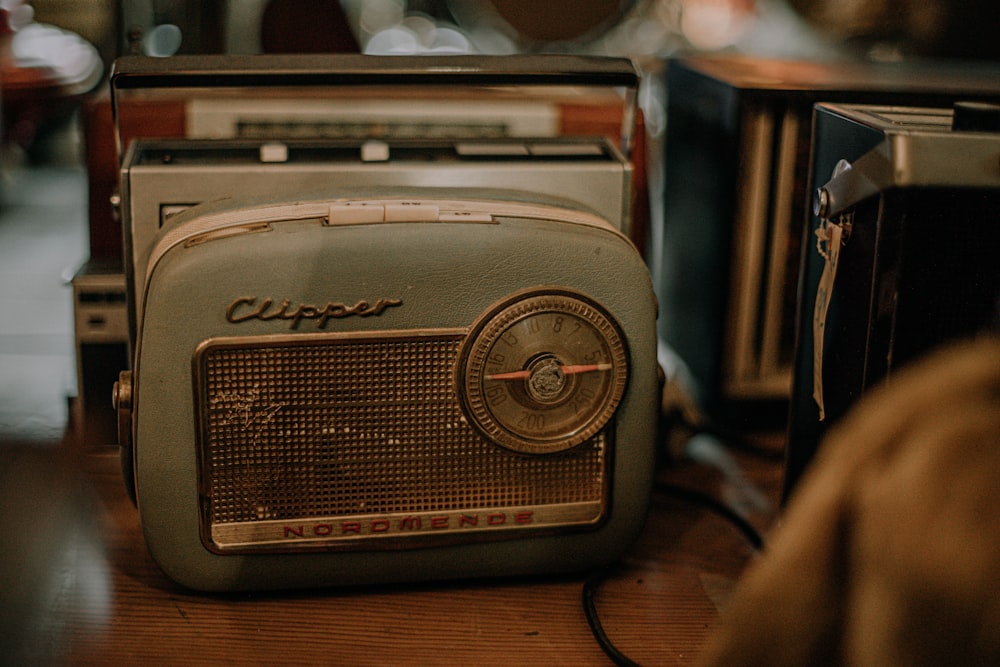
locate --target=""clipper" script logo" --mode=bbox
[226,296,402,329]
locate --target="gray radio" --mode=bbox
[110,55,658,591]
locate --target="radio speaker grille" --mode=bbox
[196,332,608,550]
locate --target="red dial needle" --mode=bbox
[485,363,612,381]
[559,363,613,375]
[484,369,531,381]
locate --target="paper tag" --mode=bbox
[812,219,843,421]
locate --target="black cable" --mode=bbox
[582,564,643,667]
[581,483,767,666]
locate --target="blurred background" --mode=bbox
[2,0,1000,448]
[18,0,1000,63]
[2,4,999,661]
[8,0,1000,165]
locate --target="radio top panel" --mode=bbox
[111,54,640,160]
[128,136,622,166]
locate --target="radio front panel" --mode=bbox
[195,330,608,553]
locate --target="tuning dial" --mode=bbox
[458,289,628,455]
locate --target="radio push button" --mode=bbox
[437,210,493,223]
[360,139,390,162]
[258,142,288,163]
[384,202,439,222]
[326,202,385,225]
[326,201,493,225]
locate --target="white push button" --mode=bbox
[361,140,390,162]
[438,211,494,223]
[259,142,288,163]
[384,202,439,222]
[327,202,385,224]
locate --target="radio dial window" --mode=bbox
[459,290,628,455]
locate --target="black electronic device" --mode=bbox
[656,55,1000,423]
[785,102,1000,496]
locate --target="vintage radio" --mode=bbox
[785,102,1000,496]
[110,55,659,592]
[655,55,1000,422]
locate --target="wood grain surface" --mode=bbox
[6,436,782,666]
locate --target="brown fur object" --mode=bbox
[698,335,1000,666]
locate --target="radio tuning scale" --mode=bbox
[458,290,629,455]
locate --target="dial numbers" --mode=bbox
[459,291,628,455]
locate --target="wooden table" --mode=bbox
[3,434,782,666]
